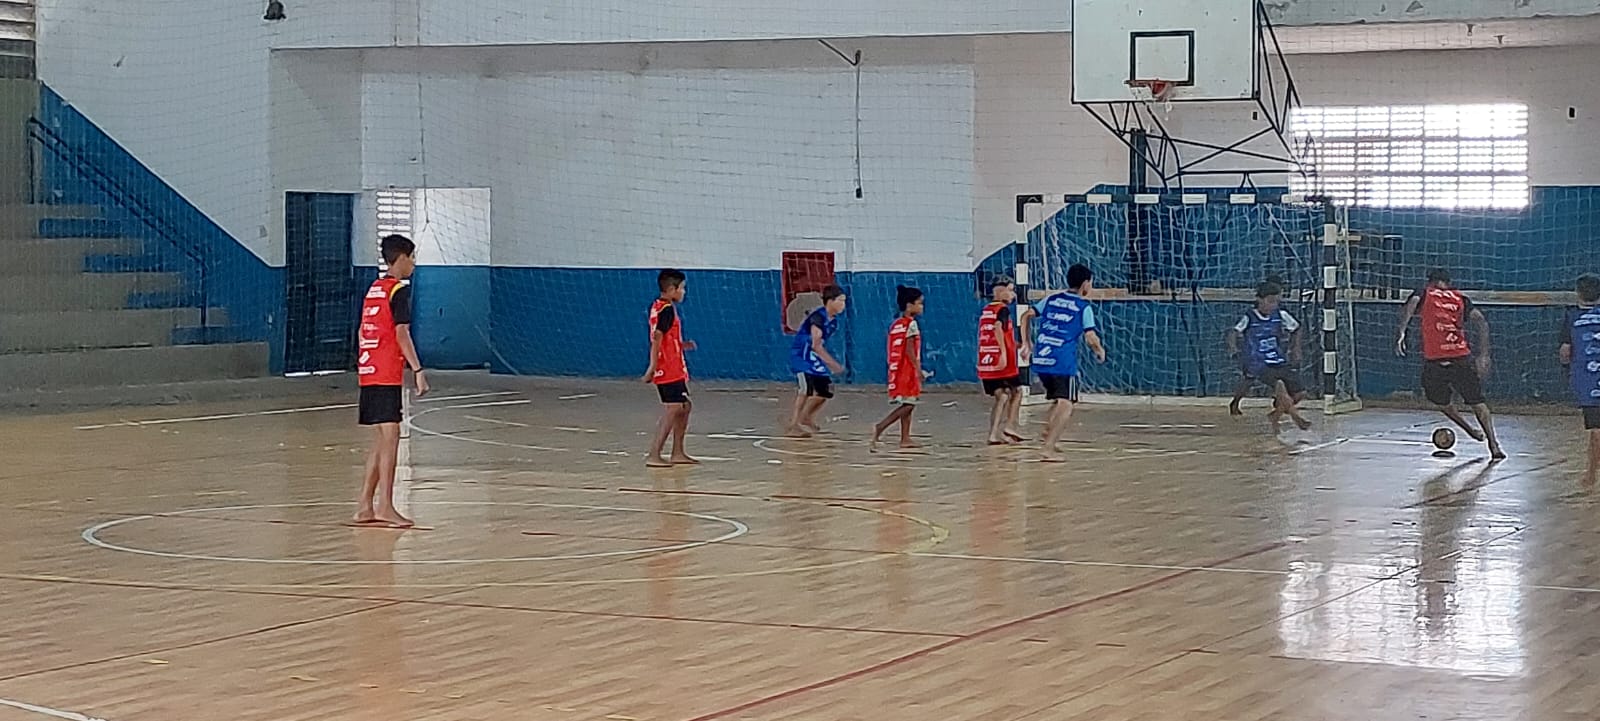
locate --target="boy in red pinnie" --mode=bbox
[872,286,928,451]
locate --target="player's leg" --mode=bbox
[799,376,831,433]
[871,403,914,452]
[1586,409,1600,486]
[670,391,698,464]
[353,432,381,523]
[646,383,682,467]
[985,381,1008,445]
[898,404,919,448]
[1424,361,1485,441]
[787,374,811,437]
[371,422,413,527]
[1040,376,1077,462]
[1228,373,1252,417]
[1003,384,1025,442]
[1454,363,1504,459]
[1275,370,1312,430]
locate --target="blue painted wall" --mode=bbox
[411,266,491,370]
[37,85,285,370]
[487,268,987,384]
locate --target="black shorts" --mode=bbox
[797,373,834,399]
[656,379,690,404]
[358,385,403,426]
[1421,359,1485,406]
[982,375,1023,396]
[1038,373,1079,402]
[1256,365,1304,397]
[1584,406,1600,431]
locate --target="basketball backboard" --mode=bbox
[1071,0,1259,104]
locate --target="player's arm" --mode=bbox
[1084,329,1107,363]
[390,286,428,395]
[1284,311,1303,363]
[641,306,673,382]
[1558,314,1573,366]
[1471,307,1492,376]
[1395,294,1421,356]
[810,325,843,374]
[1226,316,1244,356]
[1561,342,1573,367]
[1019,304,1038,360]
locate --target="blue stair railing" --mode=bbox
[27,116,210,328]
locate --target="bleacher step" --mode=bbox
[0,343,271,392]
[0,308,227,352]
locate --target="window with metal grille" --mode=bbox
[1291,104,1528,209]
[375,189,412,271]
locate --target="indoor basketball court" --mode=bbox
[0,375,1595,720]
[5,0,1599,719]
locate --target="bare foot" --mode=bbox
[373,510,415,528]
[1229,404,1243,418]
[898,440,922,450]
[802,423,821,434]
[785,427,813,439]
[645,456,673,468]
[1465,427,1487,442]
[1040,452,1067,463]
[869,437,881,453]
[350,510,377,525]
[1004,429,1025,443]
[670,454,701,465]
[1489,446,1508,461]
[1293,414,1312,431]
[988,437,1008,446]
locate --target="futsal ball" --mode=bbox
[1431,427,1457,451]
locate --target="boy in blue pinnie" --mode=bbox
[1226,281,1311,433]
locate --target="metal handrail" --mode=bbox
[26,116,209,327]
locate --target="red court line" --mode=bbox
[682,539,1290,721]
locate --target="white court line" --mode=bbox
[0,698,109,721]
[462,415,531,428]
[417,391,520,404]
[912,551,1288,575]
[74,404,355,430]
[444,399,532,410]
[81,501,748,565]
[72,391,521,430]
[559,393,597,400]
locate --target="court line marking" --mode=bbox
[57,502,948,590]
[406,405,569,452]
[1288,421,1431,456]
[71,391,520,430]
[443,399,532,410]
[0,698,109,721]
[81,501,748,565]
[911,551,1289,575]
[684,538,1293,721]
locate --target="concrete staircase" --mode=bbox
[0,204,269,393]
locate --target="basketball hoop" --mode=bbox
[1127,79,1178,104]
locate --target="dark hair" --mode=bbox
[821,284,846,302]
[658,268,686,292]
[896,285,924,311]
[379,234,415,265]
[991,275,1015,291]
[1264,273,1285,286]
[1066,264,1093,291]
[1256,281,1283,299]
[1427,268,1452,285]
[1579,273,1600,304]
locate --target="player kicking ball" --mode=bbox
[1397,269,1506,460]
[1226,281,1310,433]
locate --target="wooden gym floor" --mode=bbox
[1,376,1597,721]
